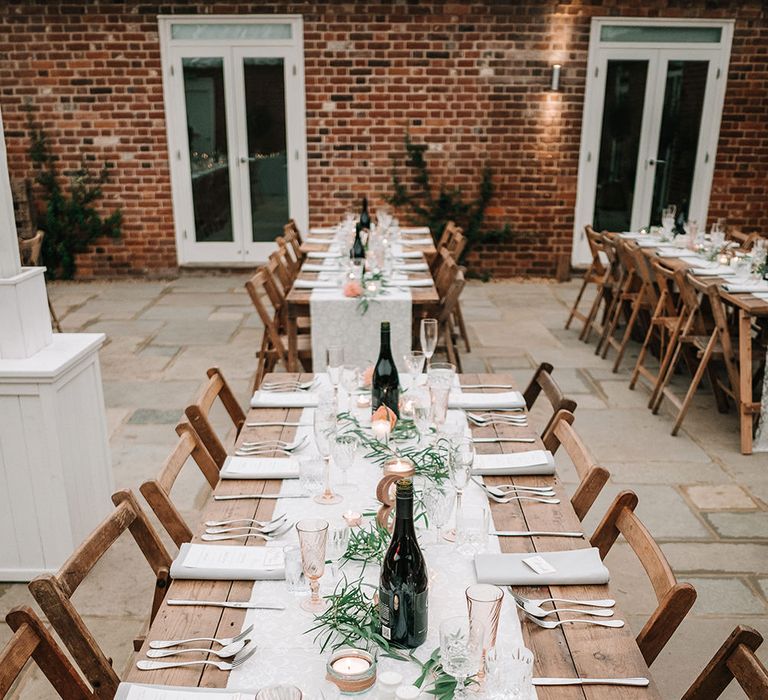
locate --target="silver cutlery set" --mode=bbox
[473,478,561,505]
[509,590,625,629]
[202,513,292,543]
[236,435,309,457]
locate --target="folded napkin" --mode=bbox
[250,390,319,408]
[293,279,337,289]
[304,236,336,244]
[473,450,555,476]
[394,262,429,272]
[221,456,299,480]
[307,251,342,259]
[387,278,433,288]
[635,238,664,248]
[171,543,285,581]
[399,226,431,235]
[402,237,434,246]
[618,231,641,239]
[753,292,768,302]
[655,247,700,259]
[309,226,337,235]
[722,281,768,293]
[302,262,339,272]
[448,390,526,410]
[394,250,424,259]
[117,684,255,700]
[691,265,735,277]
[475,547,609,586]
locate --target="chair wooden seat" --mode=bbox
[0,606,95,699]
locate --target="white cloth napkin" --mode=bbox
[722,281,768,293]
[448,390,526,410]
[691,265,735,276]
[293,279,337,289]
[250,390,319,408]
[472,451,555,476]
[309,226,336,235]
[386,278,433,288]
[655,247,700,259]
[307,251,342,259]
[635,238,664,248]
[302,263,340,272]
[393,250,424,259]
[399,226,431,235]
[304,237,336,244]
[117,684,255,700]
[474,547,609,586]
[401,237,433,246]
[394,262,429,271]
[170,544,286,581]
[221,456,299,480]
[753,292,768,301]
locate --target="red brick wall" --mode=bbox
[1,1,766,278]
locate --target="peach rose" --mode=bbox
[343,280,363,298]
[361,364,375,387]
[372,404,398,431]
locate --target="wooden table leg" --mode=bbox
[287,305,299,372]
[739,309,753,454]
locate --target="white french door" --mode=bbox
[572,18,733,265]
[159,16,308,265]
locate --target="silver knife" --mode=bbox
[214,494,307,501]
[245,421,308,427]
[492,531,584,538]
[460,384,514,389]
[167,599,286,610]
[533,678,649,687]
[472,437,536,443]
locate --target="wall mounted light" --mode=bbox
[550,64,562,91]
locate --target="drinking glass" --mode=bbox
[340,364,359,410]
[313,405,342,505]
[423,484,454,544]
[330,432,359,492]
[455,504,489,556]
[733,256,753,283]
[420,318,439,369]
[296,518,329,613]
[466,583,504,665]
[327,346,344,399]
[412,388,432,437]
[403,350,426,389]
[444,437,474,542]
[439,616,484,700]
[485,645,534,700]
[429,385,451,430]
[283,544,305,593]
[299,457,323,497]
[661,204,676,236]
[427,362,455,431]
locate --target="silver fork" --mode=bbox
[509,593,614,618]
[260,378,316,391]
[468,417,529,428]
[235,445,302,456]
[146,639,249,659]
[201,526,290,542]
[205,514,285,528]
[466,412,527,426]
[518,594,616,608]
[523,611,624,629]
[205,520,292,536]
[136,646,256,672]
[239,436,308,451]
[486,492,560,505]
[472,478,555,497]
[149,623,254,649]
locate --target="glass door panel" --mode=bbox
[242,57,289,244]
[593,60,648,232]
[182,57,234,243]
[648,60,708,225]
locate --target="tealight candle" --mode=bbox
[401,398,415,418]
[326,648,377,694]
[356,394,371,408]
[383,456,415,479]
[343,510,363,527]
[371,418,392,442]
[719,253,729,265]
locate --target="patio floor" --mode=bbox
[2,273,767,698]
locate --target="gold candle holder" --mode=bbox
[326,647,377,694]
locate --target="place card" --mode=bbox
[183,544,284,571]
[523,555,557,575]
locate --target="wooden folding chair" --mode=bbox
[430,258,466,372]
[269,247,294,295]
[629,260,688,406]
[541,409,610,521]
[523,362,578,438]
[184,367,246,468]
[282,225,304,262]
[245,268,312,390]
[565,225,608,332]
[18,230,62,333]
[28,490,173,699]
[284,218,303,245]
[0,606,94,699]
[580,229,619,344]
[437,220,460,249]
[140,421,221,548]
[590,490,697,665]
[683,625,768,699]
[276,235,301,280]
[651,274,739,434]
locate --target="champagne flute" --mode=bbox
[420,318,438,370]
[340,364,359,411]
[403,350,426,390]
[444,437,474,542]
[296,518,329,613]
[327,346,344,401]
[313,404,342,505]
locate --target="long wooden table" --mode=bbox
[632,240,768,454]
[125,373,660,698]
[284,237,440,371]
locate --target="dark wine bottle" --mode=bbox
[359,196,371,231]
[351,222,366,260]
[372,321,399,417]
[379,479,428,648]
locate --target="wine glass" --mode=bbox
[423,484,454,544]
[296,518,329,613]
[444,437,474,542]
[420,318,438,369]
[403,350,426,390]
[340,364,359,410]
[327,346,344,400]
[313,404,342,505]
[330,432,359,493]
[439,616,484,700]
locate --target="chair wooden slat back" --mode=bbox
[140,422,221,548]
[184,367,246,468]
[0,606,95,699]
[29,490,172,699]
[282,226,304,262]
[269,248,293,294]
[284,218,303,244]
[523,363,578,437]
[17,230,44,266]
[276,235,301,279]
[434,248,458,298]
[436,265,466,371]
[541,410,610,521]
[437,221,461,249]
[590,490,697,665]
[445,230,466,261]
[683,625,768,699]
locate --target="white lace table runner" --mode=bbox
[227,406,531,696]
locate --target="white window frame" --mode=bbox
[158,14,308,266]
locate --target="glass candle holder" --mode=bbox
[326,648,377,694]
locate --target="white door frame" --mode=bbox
[158,15,308,266]
[572,17,734,265]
